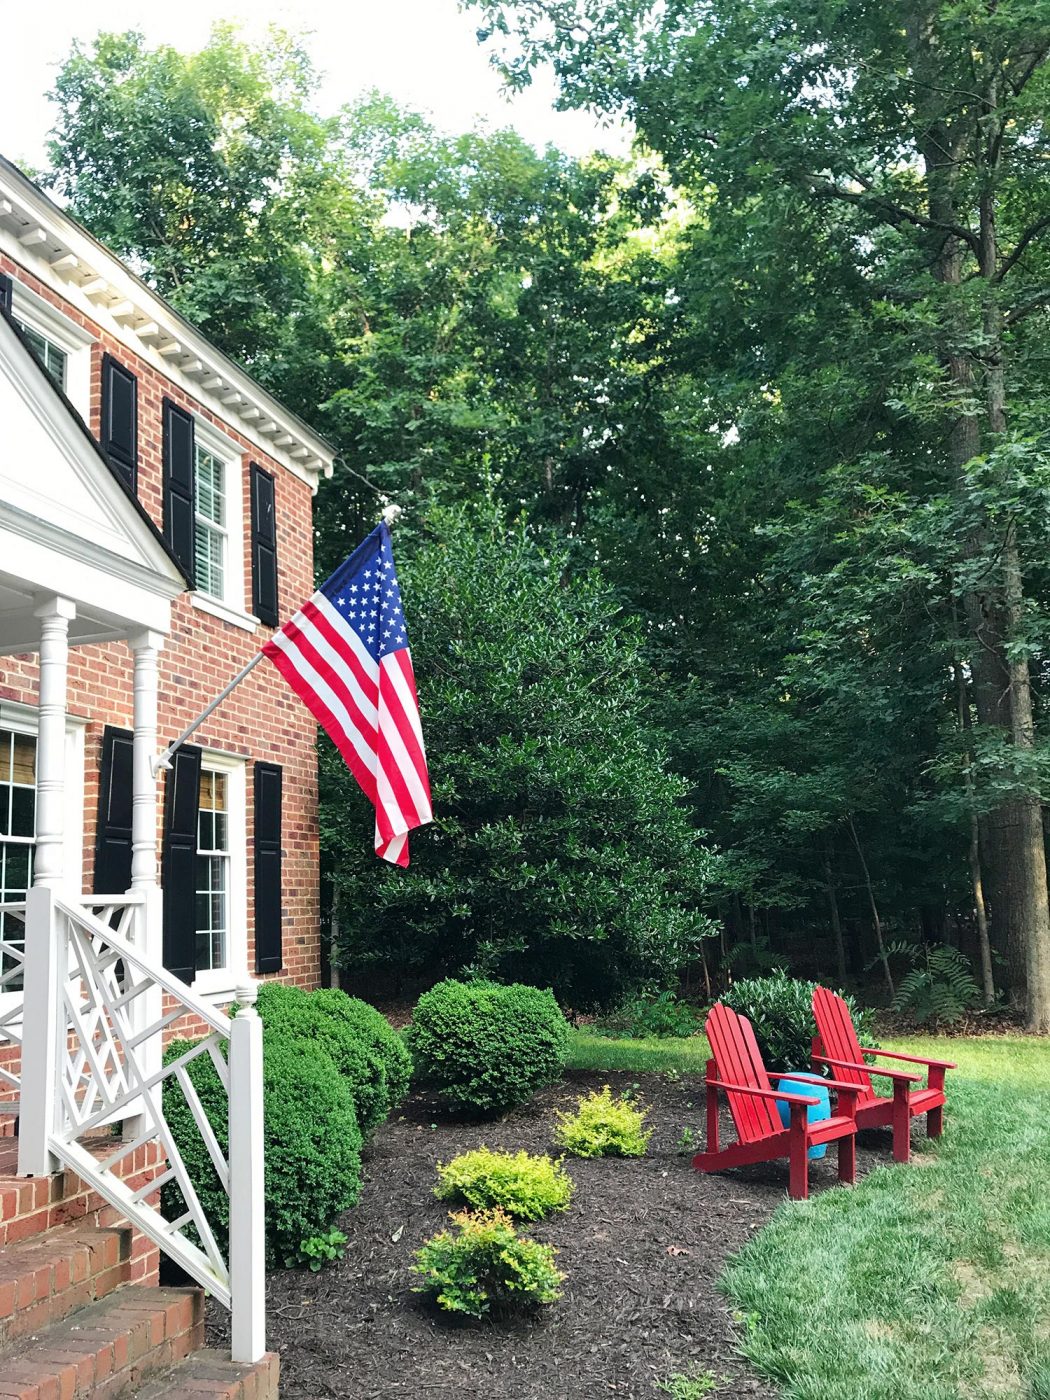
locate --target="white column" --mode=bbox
[33,597,75,889]
[228,981,266,1363]
[19,596,75,1176]
[125,631,165,1144]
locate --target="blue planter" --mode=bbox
[775,1072,831,1160]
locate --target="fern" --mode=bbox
[887,943,981,1027]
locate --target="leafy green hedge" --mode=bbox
[719,972,875,1073]
[407,978,568,1115]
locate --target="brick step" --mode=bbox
[0,1222,132,1350]
[132,1348,280,1400]
[0,1284,203,1400]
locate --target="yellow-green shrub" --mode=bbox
[411,1208,564,1318]
[553,1085,652,1158]
[435,1147,573,1221]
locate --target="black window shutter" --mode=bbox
[163,398,196,585]
[94,726,134,894]
[249,464,279,626]
[0,274,11,315]
[254,762,283,974]
[101,354,138,492]
[162,743,203,983]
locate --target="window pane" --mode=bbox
[211,773,228,812]
[11,736,34,786]
[14,319,67,391]
[10,788,34,838]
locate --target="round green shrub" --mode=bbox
[411,1207,564,1318]
[407,979,569,1115]
[719,972,876,1074]
[162,1027,363,1267]
[435,1147,573,1221]
[553,1085,652,1158]
[254,982,409,1135]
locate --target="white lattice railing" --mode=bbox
[0,900,26,1115]
[15,889,265,1364]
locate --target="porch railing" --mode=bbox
[5,890,265,1364]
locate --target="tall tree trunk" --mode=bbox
[954,659,995,1004]
[822,850,848,984]
[848,816,894,997]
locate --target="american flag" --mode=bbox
[262,522,432,866]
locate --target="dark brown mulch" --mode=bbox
[207,1070,886,1399]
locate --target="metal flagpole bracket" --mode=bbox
[151,651,265,777]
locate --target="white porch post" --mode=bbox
[228,981,266,1363]
[125,630,165,1143]
[19,595,75,1176]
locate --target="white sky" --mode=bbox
[2,0,630,171]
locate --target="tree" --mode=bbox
[322,507,719,1009]
[469,0,1050,1029]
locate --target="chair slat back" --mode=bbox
[705,1003,783,1143]
[812,986,875,1102]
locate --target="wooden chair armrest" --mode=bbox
[860,1047,957,1070]
[812,1053,921,1084]
[707,1080,821,1107]
[817,1076,864,1096]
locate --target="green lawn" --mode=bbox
[571,1030,1050,1400]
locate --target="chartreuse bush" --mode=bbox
[412,1208,564,1319]
[553,1085,652,1158]
[720,972,875,1074]
[162,1029,362,1267]
[407,979,569,1115]
[254,982,410,1134]
[435,1147,573,1221]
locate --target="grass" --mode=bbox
[570,1029,1050,1399]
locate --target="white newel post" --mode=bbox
[19,595,75,1176]
[126,631,165,1142]
[228,981,266,1363]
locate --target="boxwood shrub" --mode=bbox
[407,979,568,1115]
[162,1027,362,1267]
[254,982,410,1135]
[719,972,876,1074]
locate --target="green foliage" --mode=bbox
[553,1085,652,1158]
[254,982,409,1135]
[719,973,875,1075]
[407,978,568,1115]
[326,509,720,1010]
[162,1030,362,1267]
[593,990,700,1040]
[285,1228,348,1272]
[435,1147,573,1221]
[655,1371,718,1400]
[886,943,983,1027]
[411,1207,564,1319]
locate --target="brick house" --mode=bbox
[0,154,335,1009]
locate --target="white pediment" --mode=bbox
[0,315,184,590]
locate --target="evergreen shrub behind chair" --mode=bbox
[719,971,875,1074]
[162,1029,362,1267]
[407,978,569,1115]
[254,982,410,1134]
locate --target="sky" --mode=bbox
[1,0,631,171]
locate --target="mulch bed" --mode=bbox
[207,1069,887,1399]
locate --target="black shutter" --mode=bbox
[249,464,279,626]
[163,398,196,585]
[162,743,203,983]
[101,355,138,492]
[254,762,283,974]
[0,274,11,315]
[94,726,134,894]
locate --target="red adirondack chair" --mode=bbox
[811,985,956,1163]
[693,1002,861,1200]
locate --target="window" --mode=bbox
[13,318,67,391]
[196,768,229,975]
[0,729,35,989]
[194,444,227,599]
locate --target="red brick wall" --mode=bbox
[0,253,321,996]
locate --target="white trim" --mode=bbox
[191,417,254,628]
[9,281,93,417]
[189,593,260,634]
[191,751,248,999]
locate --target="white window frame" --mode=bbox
[10,282,93,417]
[189,418,257,632]
[0,701,86,1012]
[192,749,248,1001]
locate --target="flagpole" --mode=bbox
[151,651,265,775]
